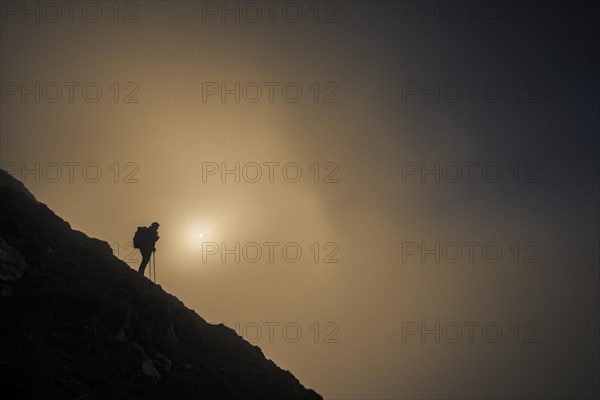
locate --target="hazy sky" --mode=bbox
[1,1,598,398]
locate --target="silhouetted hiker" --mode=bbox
[133,222,160,275]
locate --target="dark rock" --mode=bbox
[111,330,127,342]
[0,236,29,281]
[141,359,161,385]
[0,169,37,203]
[0,283,12,296]
[0,168,322,400]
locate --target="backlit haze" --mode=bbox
[1,1,598,398]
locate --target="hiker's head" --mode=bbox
[150,222,160,230]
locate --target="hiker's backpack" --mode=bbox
[133,227,149,249]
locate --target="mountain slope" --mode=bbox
[0,169,322,400]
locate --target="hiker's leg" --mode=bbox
[138,250,150,274]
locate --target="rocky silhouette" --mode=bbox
[0,169,322,400]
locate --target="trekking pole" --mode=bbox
[147,252,153,282]
[147,254,151,281]
[153,251,156,283]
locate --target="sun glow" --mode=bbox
[180,221,216,251]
